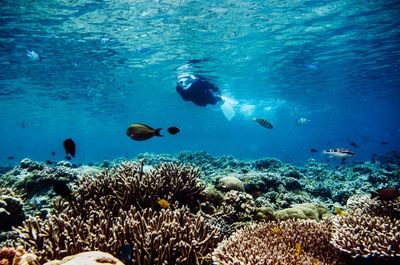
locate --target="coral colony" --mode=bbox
[1,151,399,264]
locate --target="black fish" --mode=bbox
[310,149,318,153]
[349,142,359,148]
[45,160,53,165]
[371,188,399,201]
[63,138,76,157]
[51,151,56,156]
[65,155,72,161]
[254,118,273,129]
[118,244,134,264]
[52,180,75,201]
[167,126,180,135]
[380,141,388,145]
[7,156,14,160]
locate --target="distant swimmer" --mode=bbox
[176,73,221,107]
[254,118,273,129]
[26,49,41,61]
[167,126,180,135]
[323,148,355,158]
[63,138,76,160]
[296,118,310,125]
[127,124,162,141]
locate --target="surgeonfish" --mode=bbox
[63,138,76,159]
[296,117,309,125]
[334,206,346,217]
[127,124,162,141]
[371,188,399,201]
[167,126,180,135]
[323,148,354,158]
[254,118,273,129]
[52,180,75,201]
[26,49,41,61]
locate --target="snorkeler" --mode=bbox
[176,73,222,107]
[175,61,237,120]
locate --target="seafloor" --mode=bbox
[0,151,399,264]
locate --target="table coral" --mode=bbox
[212,219,345,265]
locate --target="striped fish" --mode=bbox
[254,118,273,129]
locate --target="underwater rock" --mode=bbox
[216,176,245,192]
[43,251,124,265]
[20,158,44,171]
[56,161,72,168]
[274,203,331,221]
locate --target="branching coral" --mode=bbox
[331,195,400,259]
[16,207,219,265]
[212,219,345,265]
[74,161,203,215]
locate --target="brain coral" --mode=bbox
[331,195,400,259]
[212,219,345,265]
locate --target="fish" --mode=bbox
[26,49,41,61]
[296,117,309,125]
[254,118,273,129]
[334,206,346,217]
[295,242,302,257]
[52,180,75,201]
[63,138,76,158]
[157,198,170,209]
[380,141,389,145]
[349,142,359,148]
[126,124,162,141]
[271,227,281,235]
[310,148,318,153]
[323,148,355,158]
[45,160,53,165]
[118,244,133,264]
[167,126,180,135]
[7,156,14,160]
[65,155,72,161]
[371,188,399,201]
[51,151,56,156]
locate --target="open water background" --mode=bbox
[0,0,399,165]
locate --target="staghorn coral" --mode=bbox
[0,246,39,265]
[16,207,219,265]
[74,161,203,215]
[212,219,345,265]
[331,195,400,259]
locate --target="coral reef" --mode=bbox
[16,207,219,264]
[74,161,203,214]
[0,188,25,232]
[0,246,39,265]
[331,195,400,260]
[212,219,345,265]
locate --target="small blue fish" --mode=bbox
[26,49,41,61]
[304,64,317,70]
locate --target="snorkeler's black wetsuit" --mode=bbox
[176,75,222,107]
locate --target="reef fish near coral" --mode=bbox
[52,180,75,202]
[323,148,354,158]
[167,126,180,135]
[63,138,76,158]
[126,124,162,141]
[371,187,400,201]
[254,118,273,129]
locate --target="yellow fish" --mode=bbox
[157,198,170,209]
[271,227,281,235]
[126,123,162,141]
[295,242,302,257]
[334,206,346,217]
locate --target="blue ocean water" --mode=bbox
[0,0,399,165]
